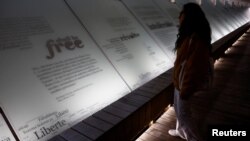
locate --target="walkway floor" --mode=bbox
[135,27,250,141]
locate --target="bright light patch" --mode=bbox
[224,47,232,54]
[214,57,225,68]
[170,0,175,3]
[232,41,241,46]
[149,120,154,126]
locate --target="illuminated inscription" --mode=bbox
[33,120,66,140]
[46,36,84,59]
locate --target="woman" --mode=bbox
[168,3,212,141]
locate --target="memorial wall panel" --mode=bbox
[202,1,228,41]
[0,0,130,140]
[0,107,19,141]
[122,0,178,62]
[65,0,173,90]
[154,0,181,25]
[215,1,236,33]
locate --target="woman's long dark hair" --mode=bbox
[174,3,212,53]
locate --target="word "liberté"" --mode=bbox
[46,36,84,59]
[34,120,66,140]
